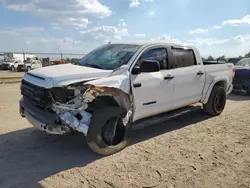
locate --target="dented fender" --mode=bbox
[85,73,130,94]
[51,72,133,136]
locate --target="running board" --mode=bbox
[132,105,202,130]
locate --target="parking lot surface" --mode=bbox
[0,83,250,188]
[0,70,24,78]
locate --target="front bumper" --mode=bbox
[17,65,25,71]
[19,97,71,135]
[1,64,10,70]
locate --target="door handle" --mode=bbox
[197,71,204,75]
[133,83,142,88]
[164,75,175,80]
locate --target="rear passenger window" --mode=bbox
[172,48,196,68]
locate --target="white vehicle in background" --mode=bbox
[1,53,36,71]
[0,53,4,69]
[24,58,43,72]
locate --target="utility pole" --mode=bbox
[22,49,25,61]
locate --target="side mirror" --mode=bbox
[132,60,160,75]
[139,60,160,73]
[131,65,141,75]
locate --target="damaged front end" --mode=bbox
[20,79,132,137]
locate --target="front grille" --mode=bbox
[1,64,9,69]
[18,65,24,69]
[21,80,52,109]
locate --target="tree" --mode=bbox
[207,56,215,61]
[218,55,225,59]
[70,58,79,64]
[245,51,250,58]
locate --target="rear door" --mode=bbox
[131,46,174,121]
[168,47,205,109]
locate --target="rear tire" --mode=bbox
[86,106,132,155]
[246,86,250,96]
[203,86,226,116]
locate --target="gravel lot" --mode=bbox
[0,83,250,188]
[0,70,24,78]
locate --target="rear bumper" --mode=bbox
[19,97,71,135]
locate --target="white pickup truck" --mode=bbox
[1,53,36,71]
[19,42,235,155]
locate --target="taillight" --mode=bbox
[232,66,235,79]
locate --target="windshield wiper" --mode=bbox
[84,63,103,69]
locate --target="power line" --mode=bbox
[0,52,86,56]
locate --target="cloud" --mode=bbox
[52,18,89,29]
[213,25,222,29]
[189,15,250,35]
[187,35,250,57]
[222,15,250,26]
[118,19,127,28]
[52,27,63,30]
[151,34,181,43]
[1,27,44,36]
[149,11,155,16]
[80,26,129,43]
[189,24,222,34]
[0,24,130,53]
[188,38,228,45]
[189,28,208,34]
[0,28,86,53]
[1,0,111,29]
[129,0,140,8]
[134,33,146,37]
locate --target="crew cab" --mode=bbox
[1,53,36,71]
[1,60,23,71]
[24,58,43,72]
[19,42,234,155]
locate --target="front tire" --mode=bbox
[203,86,226,116]
[86,106,132,155]
[11,66,16,72]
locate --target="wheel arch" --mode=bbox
[202,78,228,104]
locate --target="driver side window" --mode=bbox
[140,48,168,70]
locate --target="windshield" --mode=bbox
[236,58,250,67]
[78,44,141,70]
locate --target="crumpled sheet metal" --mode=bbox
[84,84,131,111]
[59,111,92,135]
[55,84,132,135]
[83,85,133,126]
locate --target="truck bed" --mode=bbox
[203,61,227,65]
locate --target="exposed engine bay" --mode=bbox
[20,79,132,138]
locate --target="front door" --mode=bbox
[131,47,174,122]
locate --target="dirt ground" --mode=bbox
[0,83,250,188]
[0,70,24,78]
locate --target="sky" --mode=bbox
[0,0,249,57]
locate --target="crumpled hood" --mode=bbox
[23,64,113,88]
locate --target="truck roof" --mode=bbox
[111,40,194,48]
